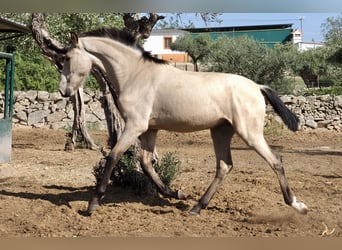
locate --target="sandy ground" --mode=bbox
[0,127,341,237]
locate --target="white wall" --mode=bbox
[143,30,188,55]
[295,42,325,52]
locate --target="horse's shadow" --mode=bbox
[0,183,190,216]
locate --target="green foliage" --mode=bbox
[154,152,181,186]
[302,86,342,96]
[0,13,124,92]
[264,117,286,136]
[171,33,213,71]
[44,13,124,44]
[13,52,60,92]
[93,147,181,195]
[296,46,332,76]
[115,146,150,195]
[321,13,342,46]
[206,36,287,87]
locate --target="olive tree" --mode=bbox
[207,36,288,89]
[170,33,213,71]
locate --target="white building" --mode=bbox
[143,29,189,62]
[292,29,325,51]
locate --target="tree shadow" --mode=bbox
[0,185,91,209]
[293,149,342,156]
[313,174,342,179]
[0,183,190,216]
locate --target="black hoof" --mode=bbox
[78,209,92,217]
[87,196,101,215]
[189,204,201,216]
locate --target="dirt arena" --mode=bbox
[0,127,341,237]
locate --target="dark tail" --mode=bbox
[260,86,299,132]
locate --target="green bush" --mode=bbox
[302,86,342,96]
[154,152,181,186]
[14,52,60,92]
[93,147,181,195]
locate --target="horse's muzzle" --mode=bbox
[59,87,73,98]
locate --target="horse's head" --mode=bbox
[58,32,93,97]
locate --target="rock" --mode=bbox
[27,110,50,126]
[89,101,105,120]
[305,119,318,129]
[46,110,67,123]
[37,91,50,102]
[335,96,342,108]
[14,111,27,122]
[280,95,295,104]
[26,90,38,103]
[50,121,72,130]
[49,92,63,102]
[317,120,332,128]
[83,89,93,103]
[14,91,26,102]
[55,99,67,111]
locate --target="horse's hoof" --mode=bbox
[177,190,187,200]
[189,210,200,216]
[189,205,201,216]
[291,196,308,215]
[87,196,100,215]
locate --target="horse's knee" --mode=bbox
[271,155,285,173]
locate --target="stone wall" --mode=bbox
[1,90,342,132]
[278,95,342,131]
[0,89,107,130]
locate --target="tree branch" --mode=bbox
[123,13,164,40]
[30,13,67,71]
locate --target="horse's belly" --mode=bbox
[148,115,227,132]
[150,87,230,132]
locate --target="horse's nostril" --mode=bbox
[58,89,65,97]
[59,88,71,97]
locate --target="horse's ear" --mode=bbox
[69,32,79,46]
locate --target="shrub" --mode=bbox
[302,86,342,96]
[93,147,181,195]
[154,152,181,186]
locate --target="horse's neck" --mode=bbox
[81,37,140,92]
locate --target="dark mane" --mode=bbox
[80,27,167,64]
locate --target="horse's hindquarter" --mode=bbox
[149,69,265,132]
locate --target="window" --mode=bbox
[163,37,172,49]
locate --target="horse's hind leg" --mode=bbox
[190,123,234,215]
[139,130,186,200]
[237,122,308,214]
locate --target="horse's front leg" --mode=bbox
[87,125,141,215]
[139,130,186,200]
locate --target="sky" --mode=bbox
[175,13,341,43]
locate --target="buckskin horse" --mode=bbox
[58,28,308,216]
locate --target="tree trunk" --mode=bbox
[31,13,103,150]
[123,13,164,40]
[64,88,99,150]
